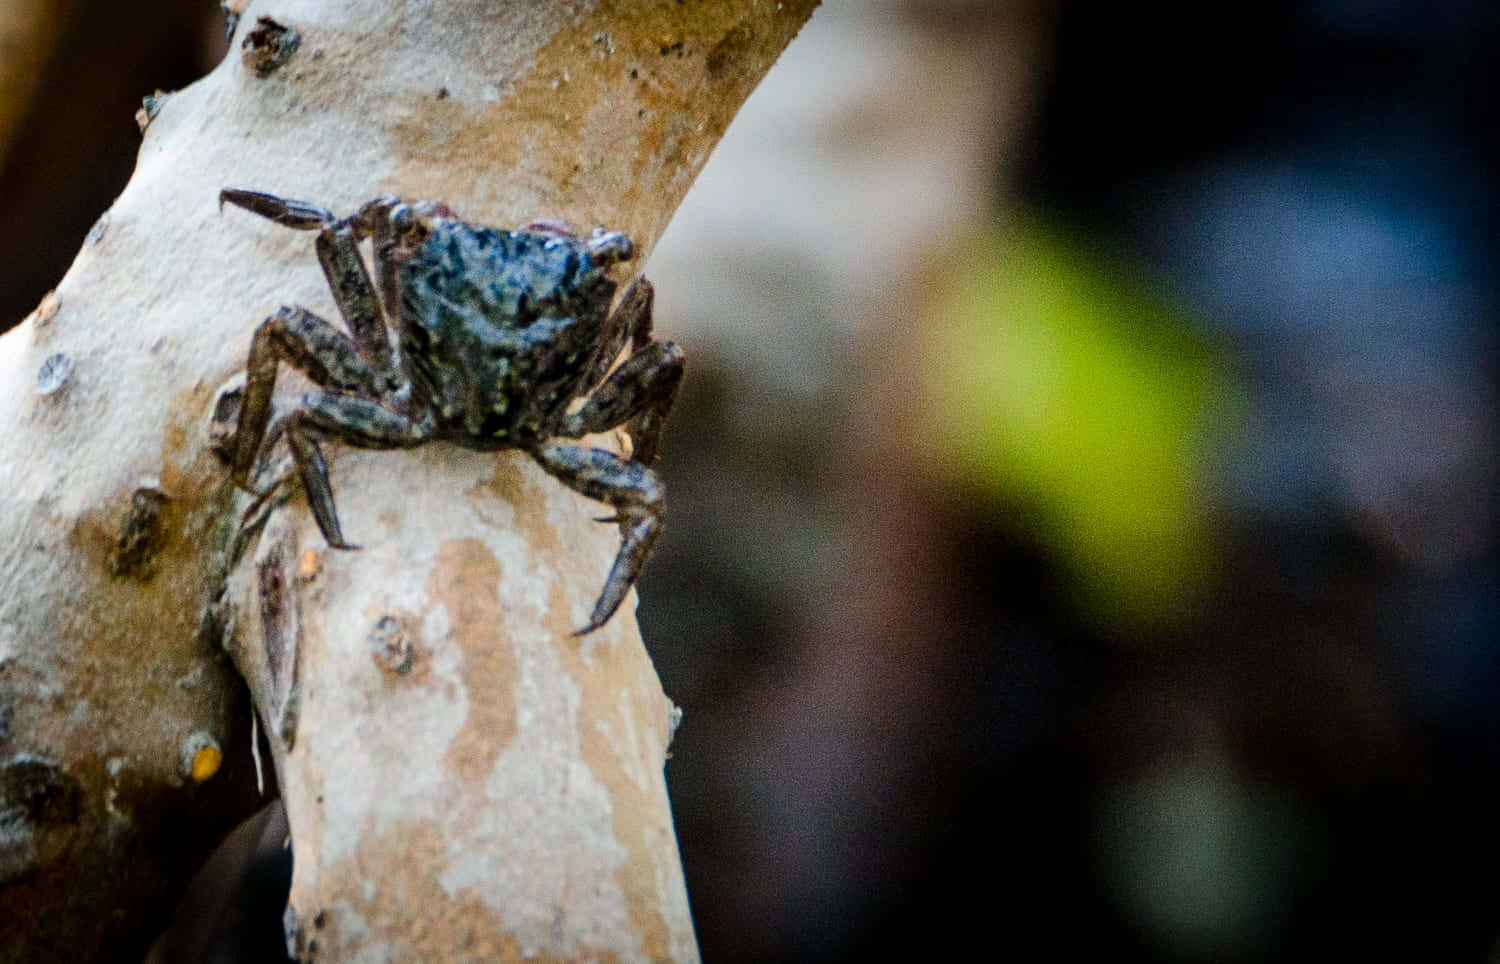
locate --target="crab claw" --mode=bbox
[218,188,333,228]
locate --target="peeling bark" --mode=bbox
[0,1,817,959]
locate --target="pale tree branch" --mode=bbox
[0,1,817,959]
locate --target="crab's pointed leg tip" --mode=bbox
[328,540,362,551]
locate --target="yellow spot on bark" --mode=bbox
[191,744,222,782]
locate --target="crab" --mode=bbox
[219,187,683,635]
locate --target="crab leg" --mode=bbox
[530,444,665,635]
[232,305,380,488]
[563,340,684,467]
[219,188,332,227]
[586,276,654,388]
[361,195,451,394]
[282,393,433,549]
[316,223,392,370]
[221,188,397,374]
[361,196,408,342]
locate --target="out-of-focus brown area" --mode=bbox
[3,0,1498,961]
[0,0,225,328]
[0,0,78,173]
[644,0,1499,960]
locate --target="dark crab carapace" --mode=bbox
[220,188,683,635]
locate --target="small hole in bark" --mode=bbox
[242,16,301,77]
[369,616,415,675]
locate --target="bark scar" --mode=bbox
[242,16,301,77]
[109,487,170,580]
[259,542,300,748]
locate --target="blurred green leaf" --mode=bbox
[924,221,1230,632]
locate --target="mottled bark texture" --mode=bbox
[0,1,817,960]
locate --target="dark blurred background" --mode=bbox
[2,0,1496,961]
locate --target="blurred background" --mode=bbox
[3,0,1497,960]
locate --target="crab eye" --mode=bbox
[585,230,633,264]
[390,204,415,235]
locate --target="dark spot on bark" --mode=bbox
[195,586,234,653]
[629,67,638,80]
[369,615,414,675]
[109,488,170,580]
[437,86,450,99]
[242,16,301,77]
[707,21,756,77]
[0,755,80,827]
[659,41,685,57]
[0,809,37,883]
[209,383,244,464]
[0,703,10,742]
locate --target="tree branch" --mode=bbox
[0,1,817,959]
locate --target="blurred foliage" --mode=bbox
[925,221,1233,633]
